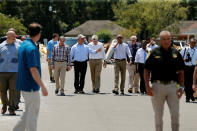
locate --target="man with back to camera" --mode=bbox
[144,31,184,131]
[13,23,48,131]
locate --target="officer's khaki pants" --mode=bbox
[127,64,140,91]
[54,61,67,92]
[13,91,40,131]
[89,59,102,90]
[114,60,126,91]
[48,59,53,78]
[151,83,179,131]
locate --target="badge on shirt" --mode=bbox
[146,52,151,59]
[172,53,177,58]
[154,56,161,59]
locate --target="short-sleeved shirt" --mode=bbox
[47,39,58,59]
[180,46,197,66]
[144,46,185,82]
[16,38,41,92]
[0,40,20,72]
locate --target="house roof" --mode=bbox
[65,20,126,36]
[176,21,197,35]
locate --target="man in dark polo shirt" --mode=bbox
[13,23,48,131]
[144,31,185,131]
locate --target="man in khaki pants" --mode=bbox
[88,35,107,93]
[144,31,185,131]
[112,35,132,95]
[51,36,71,96]
[46,33,59,82]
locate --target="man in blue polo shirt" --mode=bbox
[13,23,48,131]
[46,33,59,82]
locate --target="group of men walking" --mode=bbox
[1,24,197,131]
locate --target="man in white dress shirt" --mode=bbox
[146,37,158,52]
[135,40,148,94]
[180,38,197,102]
[88,35,107,93]
[112,35,132,95]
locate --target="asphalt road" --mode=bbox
[0,54,197,131]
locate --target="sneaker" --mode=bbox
[60,92,65,96]
[55,89,59,94]
[112,89,119,95]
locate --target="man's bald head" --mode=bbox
[6,31,16,44]
[159,31,171,50]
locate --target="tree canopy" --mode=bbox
[113,0,188,39]
[0,13,26,36]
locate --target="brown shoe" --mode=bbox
[9,111,16,116]
[1,105,7,114]
[128,88,133,93]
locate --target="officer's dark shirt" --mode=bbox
[144,46,185,82]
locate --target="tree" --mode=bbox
[112,0,188,40]
[0,13,26,36]
[96,29,112,43]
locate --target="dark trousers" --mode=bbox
[0,73,17,111]
[74,61,87,91]
[184,66,195,100]
[138,63,146,94]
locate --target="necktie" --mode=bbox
[144,50,147,63]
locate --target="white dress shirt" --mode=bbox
[146,43,158,52]
[135,48,147,64]
[180,46,197,66]
[88,42,106,60]
[112,43,131,59]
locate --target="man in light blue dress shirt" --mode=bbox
[0,31,20,115]
[46,33,59,82]
[112,35,132,95]
[70,34,101,94]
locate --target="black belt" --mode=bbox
[115,59,126,61]
[153,80,176,85]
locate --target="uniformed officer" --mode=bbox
[144,31,185,131]
[180,38,197,102]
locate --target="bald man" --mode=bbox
[0,31,20,115]
[144,31,184,131]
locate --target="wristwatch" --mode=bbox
[179,86,185,91]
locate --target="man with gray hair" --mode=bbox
[144,31,184,131]
[88,35,107,93]
[127,35,141,93]
[51,36,71,96]
[70,34,102,94]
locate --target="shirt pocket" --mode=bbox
[11,58,18,63]
[0,58,4,63]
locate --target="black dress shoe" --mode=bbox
[60,92,65,96]
[79,90,85,94]
[74,90,79,94]
[15,105,19,110]
[186,99,190,102]
[1,105,7,114]
[112,90,119,95]
[95,88,100,93]
[55,89,59,94]
[9,111,16,116]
